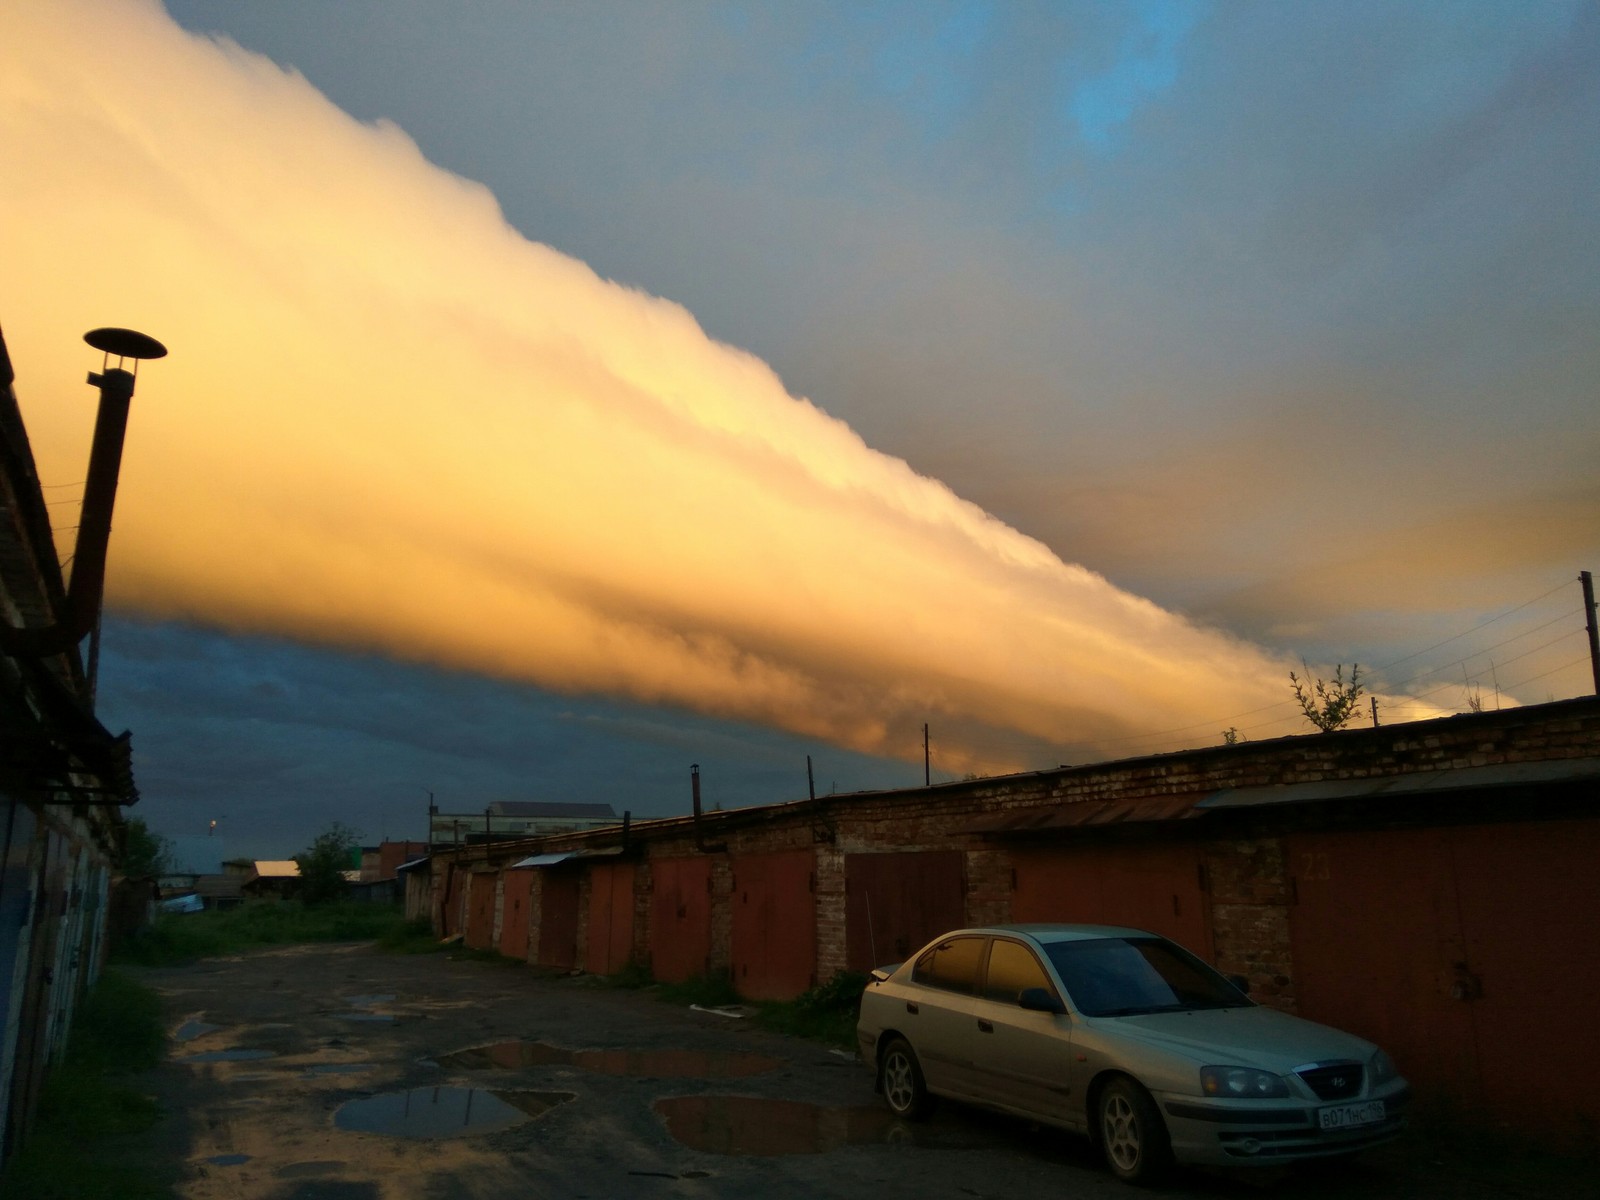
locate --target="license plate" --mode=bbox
[1318,1100,1385,1130]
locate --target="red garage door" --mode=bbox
[584,862,637,976]
[650,857,713,984]
[731,849,817,1000]
[845,852,966,972]
[1287,820,1600,1149]
[1010,841,1213,958]
[536,869,580,970]
[464,873,498,951]
[499,868,535,960]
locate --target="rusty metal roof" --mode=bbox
[1200,758,1600,809]
[967,793,1209,835]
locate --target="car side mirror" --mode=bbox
[1018,987,1066,1015]
[1227,973,1250,995]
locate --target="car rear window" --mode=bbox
[911,936,984,994]
[982,939,1057,1005]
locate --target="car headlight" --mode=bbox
[1369,1049,1397,1085]
[1200,1066,1290,1099]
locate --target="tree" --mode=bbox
[1289,663,1364,733]
[119,816,171,877]
[294,822,359,905]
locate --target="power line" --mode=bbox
[1373,580,1575,671]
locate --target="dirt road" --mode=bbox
[127,943,1580,1200]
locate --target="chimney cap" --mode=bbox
[84,327,167,360]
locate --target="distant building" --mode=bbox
[428,801,617,847]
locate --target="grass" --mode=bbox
[114,900,418,967]
[0,971,174,1200]
[635,967,867,1050]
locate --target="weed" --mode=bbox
[0,971,174,1199]
[752,971,867,1049]
[114,901,410,967]
[654,972,740,1009]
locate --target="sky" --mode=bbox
[4,1,1596,859]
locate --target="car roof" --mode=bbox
[946,923,1158,945]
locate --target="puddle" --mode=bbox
[277,1161,348,1178]
[337,1014,397,1023]
[204,1154,251,1166]
[345,995,395,1007]
[177,1048,277,1063]
[305,1063,372,1076]
[654,1096,950,1156]
[333,1087,573,1139]
[175,1019,221,1042]
[436,1041,781,1078]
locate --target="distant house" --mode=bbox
[428,801,617,847]
[243,860,301,900]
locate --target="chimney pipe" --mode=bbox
[2,327,165,658]
[690,764,703,850]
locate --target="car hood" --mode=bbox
[1096,1006,1377,1071]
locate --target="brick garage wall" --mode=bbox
[424,700,1600,995]
[1204,838,1296,1010]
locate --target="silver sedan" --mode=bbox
[856,924,1410,1185]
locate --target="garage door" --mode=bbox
[498,868,534,960]
[584,862,636,975]
[536,868,580,970]
[731,849,817,1000]
[1287,819,1600,1148]
[650,857,713,983]
[464,872,497,951]
[845,851,965,972]
[1009,841,1213,958]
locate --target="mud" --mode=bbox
[129,943,1585,1200]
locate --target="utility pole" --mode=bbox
[1581,570,1600,696]
[806,755,815,801]
[923,724,930,786]
[1370,696,1379,728]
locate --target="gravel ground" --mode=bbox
[126,943,1588,1200]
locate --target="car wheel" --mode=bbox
[1097,1078,1173,1186]
[879,1037,936,1120]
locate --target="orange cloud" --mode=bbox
[1,1,1450,772]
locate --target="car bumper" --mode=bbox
[1158,1085,1411,1166]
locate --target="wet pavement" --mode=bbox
[129,943,1588,1200]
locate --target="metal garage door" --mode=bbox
[1287,819,1600,1148]
[498,868,534,960]
[650,857,713,983]
[464,873,497,951]
[1009,841,1213,958]
[584,862,636,976]
[845,851,965,972]
[536,868,580,971]
[731,849,817,1000]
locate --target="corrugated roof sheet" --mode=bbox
[1200,758,1600,809]
[967,794,1208,834]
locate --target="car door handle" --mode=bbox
[977,1018,994,1033]
[905,1001,919,1015]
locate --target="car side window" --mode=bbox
[982,938,1057,1005]
[911,936,984,994]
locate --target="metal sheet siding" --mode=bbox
[649,857,713,984]
[844,851,965,972]
[730,849,817,1000]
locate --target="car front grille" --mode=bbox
[1297,1062,1364,1100]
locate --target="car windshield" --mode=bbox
[1041,937,1251,1017]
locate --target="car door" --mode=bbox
[901,935,983,1099]
[966,937,1082,1126]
